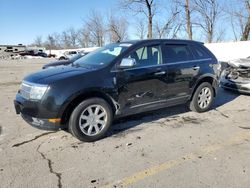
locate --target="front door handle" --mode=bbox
[154,71,166,75]
[193,66,200,70]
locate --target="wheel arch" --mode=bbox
[59,90,118,126]
[190,74,218,101]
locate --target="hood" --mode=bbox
[43,60,71,69]
[24,65,95,84]
[228,58,250,68]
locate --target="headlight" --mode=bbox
[30,84,48,100]
[220,70,226,77]
[20,82,49,100]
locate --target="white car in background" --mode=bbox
[58,50,83,60]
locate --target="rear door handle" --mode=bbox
[154,71,166,75]
[193,66,200,70]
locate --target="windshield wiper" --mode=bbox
[71,63,94,69]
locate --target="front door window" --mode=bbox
[128,45,162,67]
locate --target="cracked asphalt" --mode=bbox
[1,59,250,188]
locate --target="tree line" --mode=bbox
[32,0,250,49]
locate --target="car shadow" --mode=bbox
[108,104,188,138]
[108,87,239,138]
[212,87,240,108]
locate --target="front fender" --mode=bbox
[57,88,119,122]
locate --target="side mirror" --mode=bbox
[119,58,136,69]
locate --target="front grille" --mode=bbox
[20,82,32,99]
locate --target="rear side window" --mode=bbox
[191,45,211,59]
[164,44,193,63]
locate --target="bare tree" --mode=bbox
[85,11,105,46]
[229,14,240,41]
[68,27,79,47]
[135,19,147,39]
[107,15,128,42]
[53,33,62,49]
[173,0,194,39]
[43,33,62,50]
[241,0,250,40]
[215,28,226,42]
[60,28,79,48]
[77,27,91,48]
[61,30,72,48]
[171,23,183,38]
[44,34,57,50]
[185,0,193,39]
[121,0,155,39]
[33,36,43,46]
[154,10,180,39]
[223,0,250,41]
[193,0,220,43]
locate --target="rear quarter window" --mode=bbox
[191,45,211,59]
[163,44,194,63]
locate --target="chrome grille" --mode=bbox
[20,82,31,99]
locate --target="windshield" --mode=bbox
[73,43,132,67]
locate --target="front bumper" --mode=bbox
[21,113,61,130]
[220,77,250,94]
[14,97,63,130]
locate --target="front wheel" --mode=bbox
[69,98,113,142]
[189,82,214,113]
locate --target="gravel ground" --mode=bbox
[0,59,250,188]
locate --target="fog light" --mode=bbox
[48,118,61,123]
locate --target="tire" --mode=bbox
[69,98,113,142]
[189,82,214,113]
[59,57,66,60]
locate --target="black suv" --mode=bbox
[14,40,219,142]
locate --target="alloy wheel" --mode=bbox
[198,87,212,109]
[78,105,107,136]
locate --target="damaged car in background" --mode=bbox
[221,58,250,94]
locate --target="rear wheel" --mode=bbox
[189,82,214,113]
[69,98,113,142]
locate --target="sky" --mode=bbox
[0,0,242,45]
[0,0,119,45]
